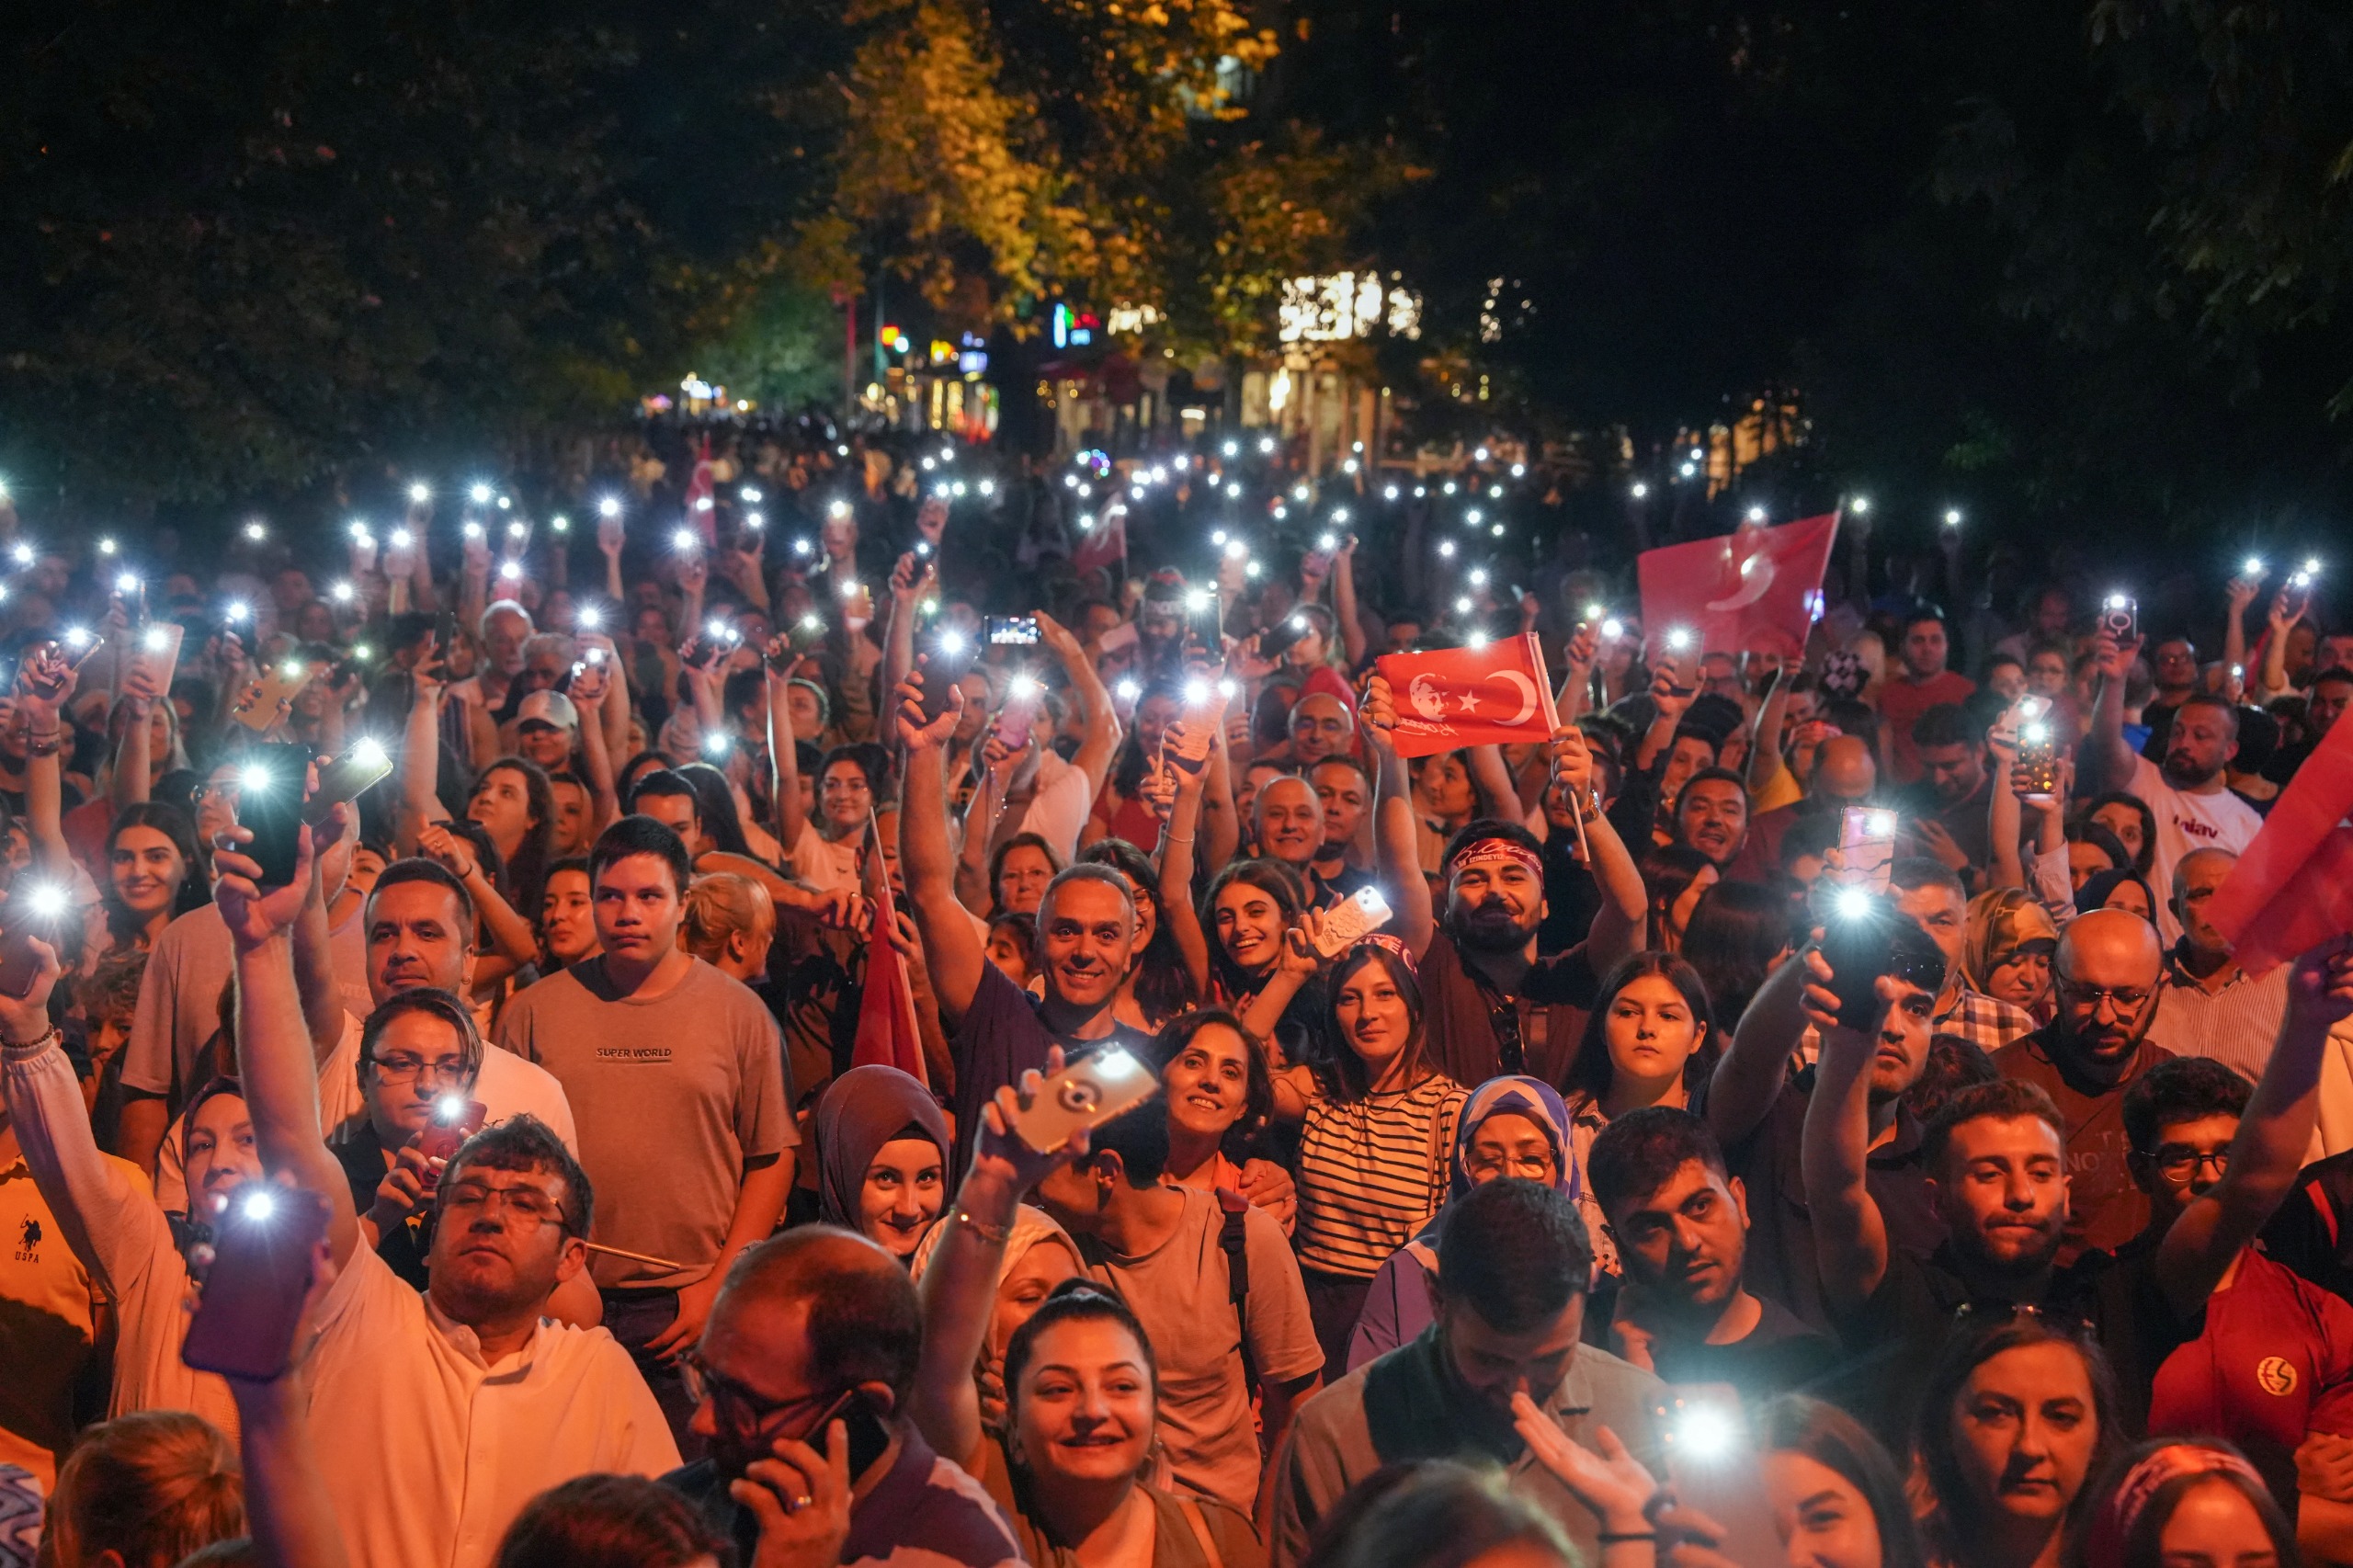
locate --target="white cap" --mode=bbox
[517,690,579,733]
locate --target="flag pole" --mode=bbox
[1528,632,1589,865]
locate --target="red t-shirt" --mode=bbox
[2149,1246,2353,1495]
[1880,670,1976,784]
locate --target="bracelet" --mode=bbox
[955,1210,1011,1245]
[1,1024,60,1056]
[1165,834,1195,846]
[1597,1534,1657,1546]
[25,733,61,758]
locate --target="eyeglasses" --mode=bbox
[439,1179,568,1232]
[367,1054,476,1087]
[1950,1300,2093,1337]
[2142,1146,2231,1183]
[679,1351,834,1435]
[2056,980,2154,1015]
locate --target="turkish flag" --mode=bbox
[1073,501,1127,575]
[1636,513,1840,659]
[684,436,718,544]
[1375,633,1559,758]
[852,812,928,1085]
[2205,713,2353,975]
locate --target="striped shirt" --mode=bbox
[1295,1075,1466,1279]
[2146,949,2288,1085]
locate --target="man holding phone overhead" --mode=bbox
[213,815,678,1568]
[895,670,1155,1162]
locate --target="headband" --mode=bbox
[1446,838,1543,882]
[2080,1445,2269,1568]
[1353,933,1418,972]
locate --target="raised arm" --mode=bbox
[1745,665,1792,799]
[882,552,932,710]
[2157,937,2353,1314]
[1705,941,1812,1151]
[216,826,362,1269]
[394,645,449,856]
[110,665,165,812]
[1799,956,1892,1313]
[1332,536,1369,671]
[765,646,812,854]
[569,662,620,835]
[289,806,355,1066]
[1553,621,1597,725]
[2080,628,2141,796]
[1154,723,1213,999]
[1040,611,1121,804]
[2222,572,2259,685]
[16,644,74,877]
[899,674,988,1021]
[1558,728,1646,975]
[912,1062,1081,1473]
[1361,675,1436,960]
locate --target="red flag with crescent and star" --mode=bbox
[1636,512,1840,659]
[1073,500,1128,575]
[2204,707,2353,976]
[684,436,718,544]
[1374,632,1560,758]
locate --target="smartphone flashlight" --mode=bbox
[1007,675,1041,700]
[671,528,698,552]
[63,626,92,649]
[1184,676,1211,706]
[550,516,569,533]
[2022,722,2051,744]
[2245,556,2265,576]
[389,528,413,549]
[227,602,251,623]
[1317,533,1338,552]
[22,882,68,919]
[597,496,622,518]
[577,606,601,631]
[1115,678,1142,702]
[408,483,432,504]
[437,1094,467,1123]
[1602,619,1626,640]
[469,483,494,505]
[702,733,731,756]
[2105,591,2130,610]
[462,521,483,540]
[142,627,170,653]
[799,614,824,635]
[793,538,813,557]
[240,1188,278,1222]
[1834,886,1874,922]
[1671,1401,1741,1460]
[1666,627,1694,652]
[1867,810,1896,836]
[352,738,390,769]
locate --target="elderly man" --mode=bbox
[1284,691,1357,768]
[2145,847,2288,1081]
[1993,908,2177,1258]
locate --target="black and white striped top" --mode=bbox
[1294,1075,1468,1279]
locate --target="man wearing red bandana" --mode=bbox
[1362,675,1649,1086]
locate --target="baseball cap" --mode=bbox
[517,690,579,733]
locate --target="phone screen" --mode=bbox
[305,740,394,825]
[182,1186,332,1382]
[1655,1387,1781,1568]
[235,744,313,887]
[986,615,1040,646]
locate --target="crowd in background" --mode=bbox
[1,415,2351,1568]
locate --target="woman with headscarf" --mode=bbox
[813,1064,952,1265]
[1962,888,2061,1024]
[2078,866,2159,926]
[910,1202,1085,1434]
[1342,1074,1577,1372]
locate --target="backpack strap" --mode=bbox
[1176,1496,1224,1568]
[1215,1186,1251,1310]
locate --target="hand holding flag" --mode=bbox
[1371,633,1559,759]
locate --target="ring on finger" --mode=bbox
[790,1494,813,1512]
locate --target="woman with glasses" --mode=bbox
[336,986,486,1288]
[1346,1074,1574,1370]
[1914,1310,2119,1568]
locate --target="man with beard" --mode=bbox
[222,824,678,1568]
[1581,1107,1836,1403]
[1363,676,1647,1085]
[662,1227,1023,1568]
[2083,636,2262,940]
[1270,1178,1664,1568]
[897,671,1153,1159]
[1670,767,1750,871]
[1993,908,2175,1258]
[1899,702,1994,880]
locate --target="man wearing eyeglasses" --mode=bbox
[218,822,679,1568]
[1993,908,2175,1259]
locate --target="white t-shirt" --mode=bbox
[786,819,861,893]
[304,1244,679,1568]
[2126,754,2265,942]
[1019,751,1095,862]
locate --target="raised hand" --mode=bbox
[1360,673,1398,750]
[2287,936,2353,1035]
[1549,724,1595,800]
[213,824,318,951]
[892,674,962,752]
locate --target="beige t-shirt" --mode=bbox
[1072,1186,1324,1513]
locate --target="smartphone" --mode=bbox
[2284,573,2315,625]
[1189,590,1224,652]
[305,738,395,825]
[415,1096,488,1176]
[987,615,1041,647]
[1836,806,1897,894]
[995,678,1043,752]
[235,744,313,887]
[1819,892,1900,1031]
[2016,721,2061,801]
[1654,1386,1781,1568]
[0,882,72,999]
[807,1387,896,1481]
[433,608,460,665]
[232,659,311,734]
[915,650,969,726]
[181,1185,332,1382]
[1162,718,1212,775]
[2099,593,2138,644]
[1008,1047,1162,1153]
[132,621,185,693]
[1096,620,1139,654]
[1313,885,1395,958]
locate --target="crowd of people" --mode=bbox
[1,416,2351,1568]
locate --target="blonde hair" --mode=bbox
[678,871,774,965]
[42,1411,244,1568]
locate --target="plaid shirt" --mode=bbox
[1935,985,2038,1053]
